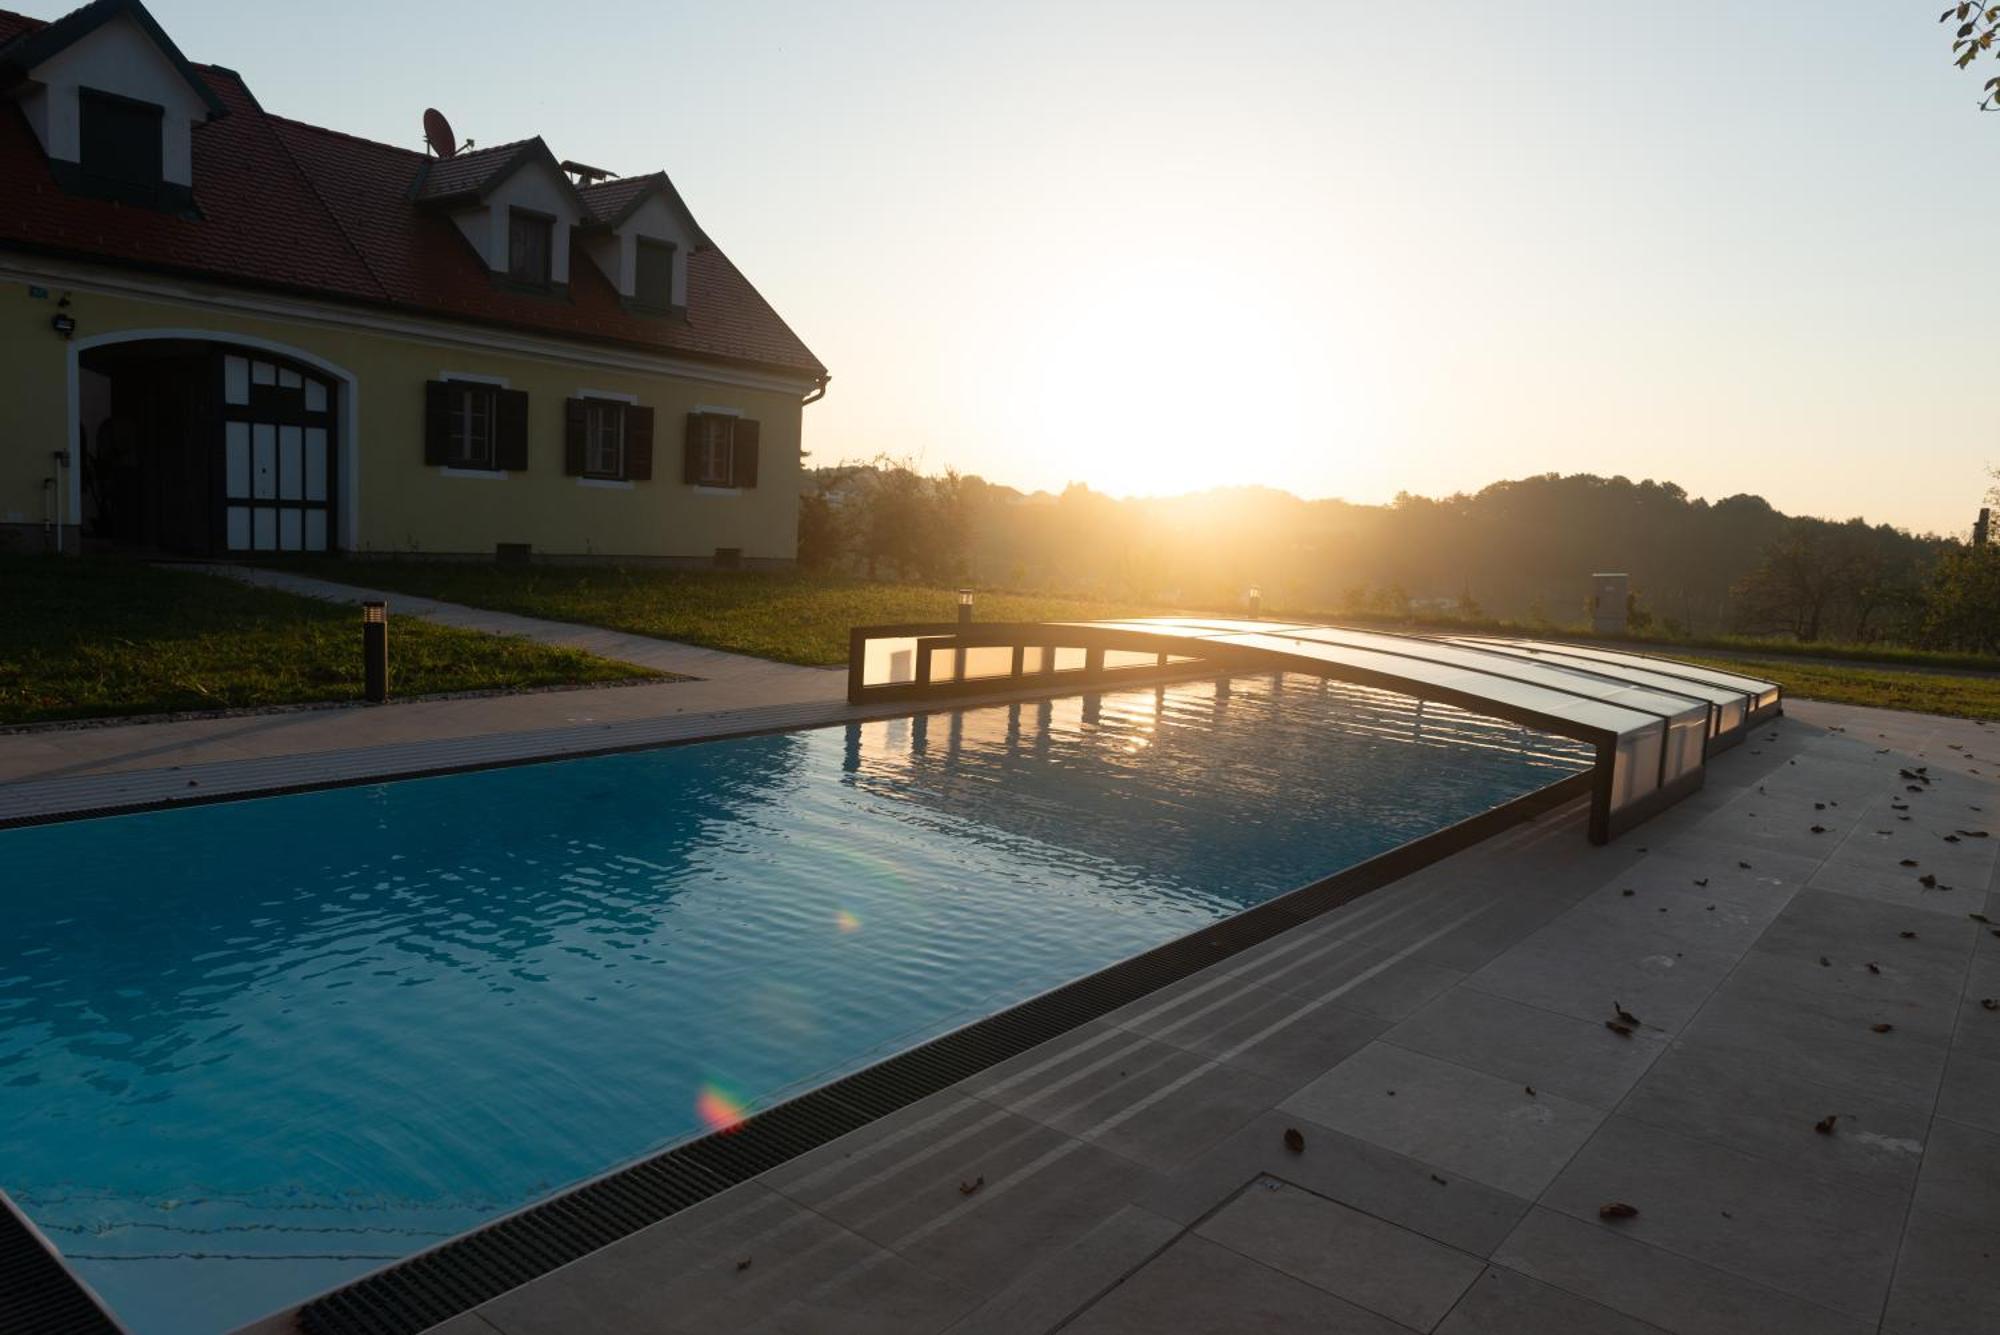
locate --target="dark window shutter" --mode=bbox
[563,398,587,476]
[732,418,760,488]
[625,405,655,481]
[683,412,704,484]
[424,380,452,465]
[494,388,530,471]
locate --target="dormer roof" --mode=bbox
[0,0,222,118]
[578,171,707,246]
[413,135,582,211]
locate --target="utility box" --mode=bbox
[1591,572,1629,636]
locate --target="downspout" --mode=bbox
[800,373,830,407]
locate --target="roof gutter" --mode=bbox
[801,373,830,407]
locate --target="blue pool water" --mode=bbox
[0,675,1590,1333]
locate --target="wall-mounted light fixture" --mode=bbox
[49,312,76,339]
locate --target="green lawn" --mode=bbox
[1681,655,2000,722]
[275,561,1156,666]
[264,558,2000,721]
[0,557,654,726]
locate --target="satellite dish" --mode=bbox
[423,108,457,159]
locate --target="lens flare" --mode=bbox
[696,1083,747,1134]
[835,910,861,933]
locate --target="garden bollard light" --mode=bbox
[362,601,388,703]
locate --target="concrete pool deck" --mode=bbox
[371,698,1999,1335]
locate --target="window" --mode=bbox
[585,401,624,478]
[507,210,553,286]
[635,239,675,311]
[79,89,163,189]
[447,384,498,468]
[697,414,734,485]
[682,412,759,488]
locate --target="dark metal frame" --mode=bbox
[217,344,338,556]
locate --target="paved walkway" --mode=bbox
[399,699,2000,1335]
[0,568,849,821]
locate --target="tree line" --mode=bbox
[798,463,1998,653]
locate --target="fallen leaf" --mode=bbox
[1282,1127,1305,1154]
[1525,1085,1536,1096]
[1621,888,1635,897]
[1866,962,1880,974]
[1605,1021,1634,1038]
[1693,878,1709,887]
[1871,1023,1894,1034]
[1599,1202,1639,1219]
[1900,859,1919,867]
[1921,874,1938,889]
[1900,930,1918,939]
[1982,999,1998,1011]
[1974,912,1995,924]
[1814,1115,1839,1135]
[1739,861,1752,870]
[959,1175,985,1196]
[1819,955,1832,966]
[1430,1173,1448,1185]
[1811,825,1827,834]
[736,1257,753,1272]
[1614,1002,1638,1025]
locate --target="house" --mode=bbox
[0,0,827,563]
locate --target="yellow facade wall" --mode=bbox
[1,269,810,561]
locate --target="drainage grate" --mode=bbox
[279,771,1593,1334]
[0,1190,121,1334]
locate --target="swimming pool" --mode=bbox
[0,674,1590,1333]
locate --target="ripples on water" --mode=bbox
[0,674,1589,1332]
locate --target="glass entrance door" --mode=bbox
[220,351,334,552]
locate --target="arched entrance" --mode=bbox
[74,334,349,556]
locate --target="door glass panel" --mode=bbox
[251,361,276,386]
[279,509,302,551]
[252,424,276,499]
[305,380,328,413]
[224,356,250,406]
[305,510,327,552]
[252,508,276,550]
[225,422,250,498]
[278,367,302,391]
[304,428,327,501]
[279,426,302,500]
[226,506,250,550]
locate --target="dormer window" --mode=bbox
[507,209,553,286]
[79,89,163,193]
[634,239,675,312]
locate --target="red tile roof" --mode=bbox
[0,7,826,378]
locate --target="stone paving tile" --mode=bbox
[1461,903,1744,1033]
[767,1096,1163,1301]
[1194,1176,1484,1330]
[963,1026,1290,1174]
[1132,1108,1533,1256]
[1280,1041,1605,1198]
[940,1204,1180,1335]
[1619,1041,1928,1197]
[1382,988,1670,1109]
[475,1183,936,1335]
[1493,1206,1871,1335]
[1539,1116,1906,1321]
[1880,1207,2000,1335]
[1106,975,1390,1096]
[1062,1233,1411,1335]
[1936,1044,2000,1135]
[1912,1116,2000,1226]
[1576,846,1810,917]
[1434,1265,1672,1335]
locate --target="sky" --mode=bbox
[135,0,1999,536]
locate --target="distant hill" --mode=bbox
[804,466,1956,640]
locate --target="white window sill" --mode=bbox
[693,485,743,497]
[577,477,635,491]
[439,466,507,480]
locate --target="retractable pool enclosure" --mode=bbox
[847,617,1782,844]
